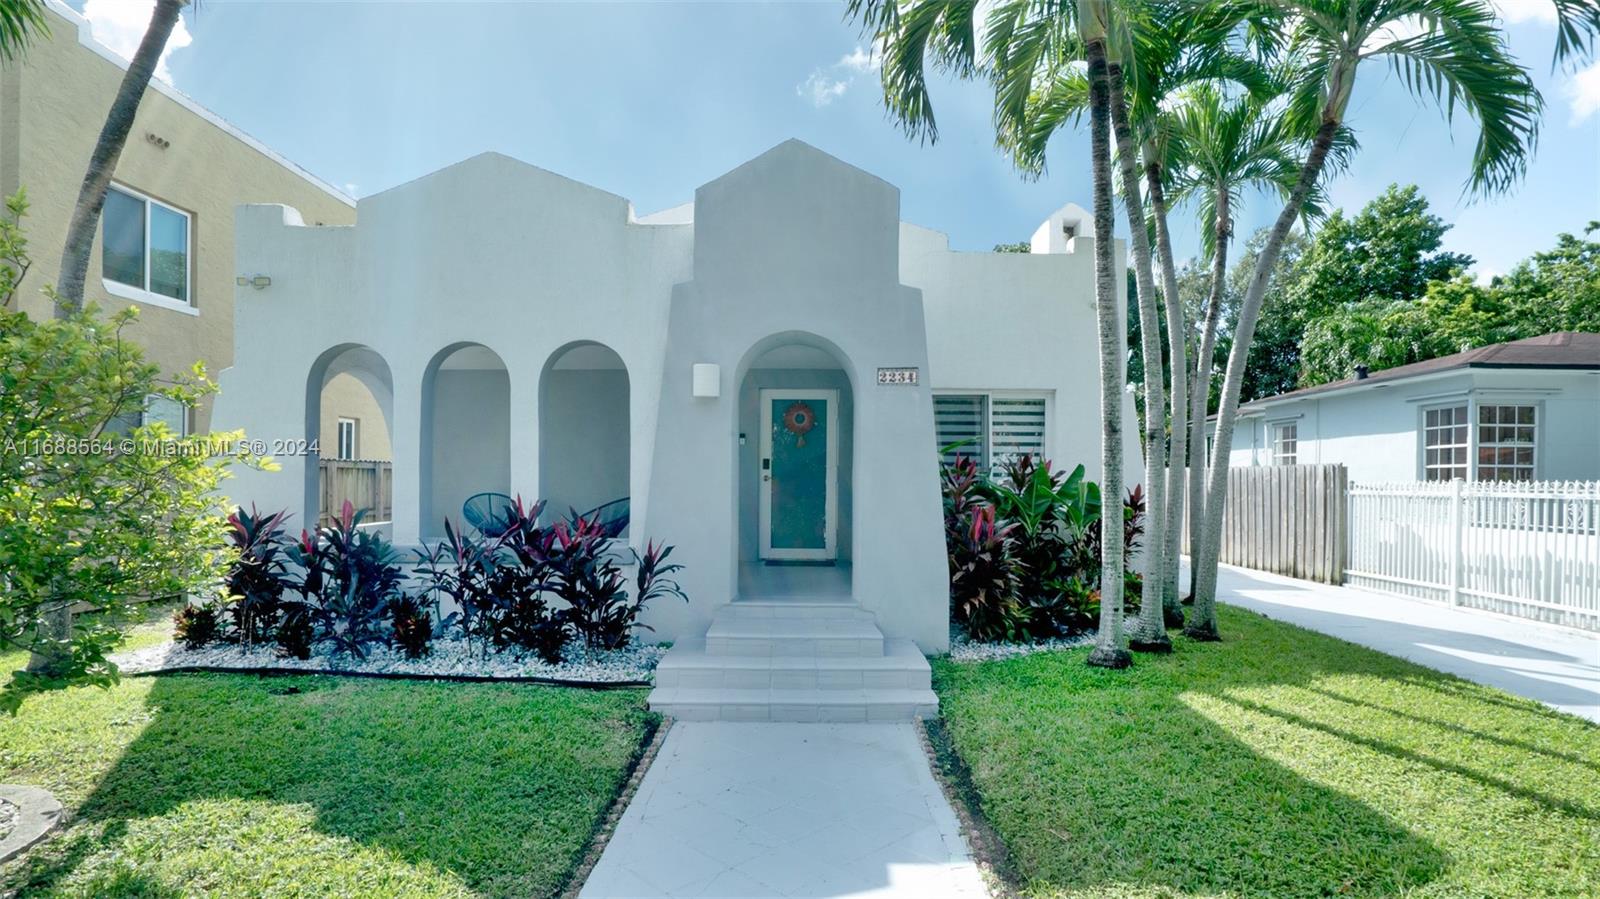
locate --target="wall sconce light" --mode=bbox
[692,363,720,398]
[235,275,272,289]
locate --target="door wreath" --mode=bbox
[783,401,817,447]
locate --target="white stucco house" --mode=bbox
[1218,332,1600,483]
[214,139,1140,720]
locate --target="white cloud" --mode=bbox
[796,45,879,108]
[82,0,193,84]
[1490,0,1559,26]
[1564,59,1600,125]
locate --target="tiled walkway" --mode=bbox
[580,723,988,898]
[1194,561,1600,723]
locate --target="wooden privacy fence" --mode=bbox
[1347,480,1600,631]
[1181,464,1348,584]
[319,459,393,526]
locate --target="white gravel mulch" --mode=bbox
[0,798,16,843]
[947,631,1096,662]
[110,637,667,684]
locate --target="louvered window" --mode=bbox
[935,393,1048,471]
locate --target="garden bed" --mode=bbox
[112,637,665,686]
[947,631,1095,663]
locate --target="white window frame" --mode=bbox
[933,389,1052,472]
[1419,402,1470,481]
[141,393,188,437]
[1475,402,1538,482]
[101,183,196,316]
[336,417,358,461]
[1269,420,1298,466]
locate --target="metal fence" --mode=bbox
[1347,480,1600,631]
[318,459,393,527]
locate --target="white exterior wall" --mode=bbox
[1221,369,1600,482]
[215,140,1139,651]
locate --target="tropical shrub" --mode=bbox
[289,501,404,659]
[0,190,255,712]
[275,607,315,660]
[548,516,686,652]
[221,506,293,646]
[939,452,1147,642]
[173,603,221,649]
[388,594,434,660]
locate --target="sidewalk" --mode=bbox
[580,723,988,898]
[1190,561,1600,723]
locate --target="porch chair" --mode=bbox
[462,492,516,537]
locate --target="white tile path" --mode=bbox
[580,723,989,898]
[1195,561,1600,723]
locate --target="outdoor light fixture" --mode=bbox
[692,363,720,398]
[235,275,272,289]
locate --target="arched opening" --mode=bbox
[539,341,630,536]
[735,333,855,599]
[421,343,510,540]
[304,345,394,532]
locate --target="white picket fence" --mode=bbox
[1347,480,1600,631]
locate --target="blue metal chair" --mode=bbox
[574,496,630,539]
[462,492,516,537]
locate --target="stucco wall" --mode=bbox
[319,373,394,460]
[427,368,511,538]
[0,2,354,431]
[1223,369,1600,482]
[540,369,631,519]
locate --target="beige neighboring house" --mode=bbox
[0,0,383,464]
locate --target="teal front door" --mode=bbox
[759,388,838,561]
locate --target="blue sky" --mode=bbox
[75,0,1600,280]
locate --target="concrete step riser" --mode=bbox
[653,702,937,723]
[717,605,876,622]
[705,635,884,657]
[655,667,931,691]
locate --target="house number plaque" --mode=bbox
[877,367,919,386]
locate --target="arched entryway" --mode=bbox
[735,333,855,599]
[305,344,394,531]
[420,343,510,539]
[539,341,630,534]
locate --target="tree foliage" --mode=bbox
[0,191,253,712]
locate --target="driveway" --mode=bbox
[1192,561,1600,723]
[580,722,988,898]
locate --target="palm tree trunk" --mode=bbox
[1106,64,1169,653]
[1187,119,1341,640]
[1083,35,1130,670]
[1145,155,1186,629]
[54,0,184,315]
[1185,187,1228,602]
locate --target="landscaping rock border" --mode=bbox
[110,638,666,688]
[947,632,1096,662]
[0,785,63,865]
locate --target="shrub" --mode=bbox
[388,595,433,660]
[0,190,254,712]
[948,502,1027,641]
[221,506,293,646]
[414,518,505,653]
[275,607,314,660]
[173,603,221,649]
[289,501,404,659]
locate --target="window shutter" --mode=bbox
[989,397,1046,469]
[934,395,987,466]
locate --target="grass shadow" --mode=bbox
[931,605,1600,898]
[2,672,651,898]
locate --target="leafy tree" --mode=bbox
[1191,0,1540,641]
[993,241,1032,253]
[0,190,252,712]
[1496,223,1600,333]
[1234,227,1312,402]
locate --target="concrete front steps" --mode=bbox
[649,600,937,722]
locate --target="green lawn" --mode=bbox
[932,605,1600,899]
[0,637,652,898]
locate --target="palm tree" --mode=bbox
[847,0,1134,667]
[1161,82,1328,605]
[0,0,47,61]
[55,0,187,314]
[1187,0,1541,639]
